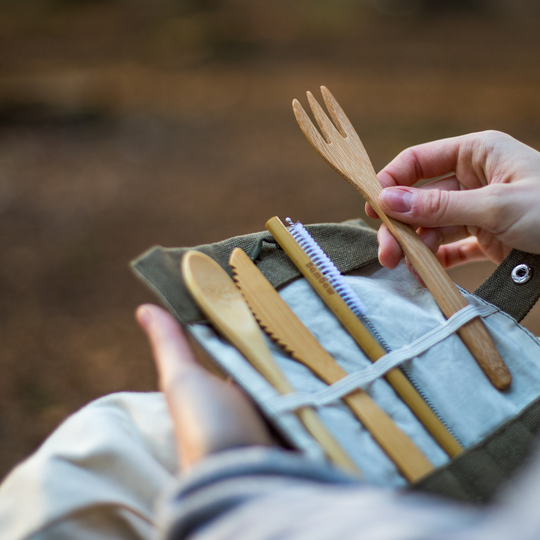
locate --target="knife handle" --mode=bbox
[241,315,432,482]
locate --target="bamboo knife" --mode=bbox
[229,247,433,482]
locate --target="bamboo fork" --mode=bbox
[292,86,511,390]
[182,250,361,474]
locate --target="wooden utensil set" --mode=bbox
[182,88,511,482]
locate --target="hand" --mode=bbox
[366,131,540,277]
[136,304,273,470]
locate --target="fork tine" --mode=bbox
[306,91,343,144]
[320,86,356,139]
[292,99,330,156]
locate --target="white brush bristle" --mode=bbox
[287,220,367,316]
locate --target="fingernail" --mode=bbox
[381,188,412,213]
[137,306,154,330]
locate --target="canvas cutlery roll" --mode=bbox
[131,219,540,502]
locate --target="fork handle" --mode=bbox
[352,171,511,390]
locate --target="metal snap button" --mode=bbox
[511,263,532,284]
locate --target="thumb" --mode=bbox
[136,304,200,392]
[136,304,273,468]
[379,186,495,230]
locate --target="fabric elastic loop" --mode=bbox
[266,304,498,416]
[247,236,280,261]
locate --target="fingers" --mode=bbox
[377,224,403,269]
[378,185,500,231]
[435,237,488,269]
[370,131,533,221]
[365,200,380,219]
[417,225,470,256]
[369,130,540,277]
[377,134,476,189]
[377,220,486,280]
[136,304,273,469]
[368,132,493,218]
[136,304,199,393]
[367,149,464,220]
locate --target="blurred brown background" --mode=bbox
[1,0,540,480]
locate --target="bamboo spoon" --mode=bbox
[292,86,510,390]
[181,250,360,474]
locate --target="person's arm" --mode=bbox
[137,305,481,540]
[137,133,540,539]
[366,131,540,278]
[139,302,540,540]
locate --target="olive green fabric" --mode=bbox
[411,393,540,503]
[131,221,540,504]
[130,219,379,325]
[475,249,540,323]
[413,247,540,503]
